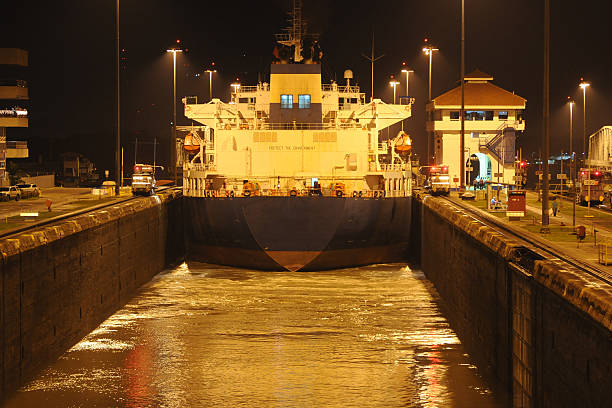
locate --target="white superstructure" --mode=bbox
[181,79,414,197]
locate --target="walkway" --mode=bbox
[450,190,612,273]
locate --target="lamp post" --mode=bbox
[541,0,550,233]
[459,0,465,191]
[580,79,592,217]
[115,0,120,193]
[166,45,182,183]
[422,40,439,102]
[401,63,413,99]
[231,80,240,103]
[568,97,576,226]
[205,66,217,101]
[389,79,399,104]
[423,40,439,164]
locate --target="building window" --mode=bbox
[466,111,484,120]
[450,111,460,120]
[298,94,311,109]
[466,110,493,121]
[498,111,508,120]
[281,94,293,109]
[471,132,480,138]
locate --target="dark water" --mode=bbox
[5,263,506,407]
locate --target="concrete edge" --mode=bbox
[534,260,612,331]
[417,193,612,333]
[0,191,181,261]
[421,195,521,261]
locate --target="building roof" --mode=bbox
[432,70,526,108]
[464,69,493,81]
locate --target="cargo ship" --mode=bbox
[180,2,414,271]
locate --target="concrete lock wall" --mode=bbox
[415,194,612,408]
[0,191,184,398]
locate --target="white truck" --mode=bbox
[131,164,159,196]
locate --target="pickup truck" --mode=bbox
[16,183,40,199]
[0,186,21,201]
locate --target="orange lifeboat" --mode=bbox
[394,131,412,156]
[184,132,201,152]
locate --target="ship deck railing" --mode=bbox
[182,187,409,199]
[215,122,366,130]
[322,84,363,94]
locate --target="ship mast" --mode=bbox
[275,0,319,63]
[276,0,303,62]
[362,32,384,102]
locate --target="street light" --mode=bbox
[568,97,576,226]
[389,78,400,104]
[115,0,120,193]
[422,39,439,102]
[204,64,217,101]
[401,62,414,99]
[423,39,439,165]
[231,81,241,94]
[579,79,592,217]
[166,43,183,183]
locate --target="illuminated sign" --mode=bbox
[0,108,28,117]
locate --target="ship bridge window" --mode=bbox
[299,94,311,109]
[281,94,293,109]
[498,111,508,120]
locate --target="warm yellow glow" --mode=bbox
[231,82,241,92]
[204,69,217,73]
[422,46,439,56]
[579,81,590,89]
[401,69,414,73]
[389,81,399,87]
[166,49,183,53]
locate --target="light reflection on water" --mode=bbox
[5,263,505,408]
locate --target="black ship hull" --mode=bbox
[184,196,412,271]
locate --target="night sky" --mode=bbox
[1,1,611,174]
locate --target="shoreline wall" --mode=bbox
[0,191,184,398]
[415,194,612,407]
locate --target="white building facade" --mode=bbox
[426,70,526,187]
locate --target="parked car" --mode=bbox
[0,186,21,201]
[16,183,40,199]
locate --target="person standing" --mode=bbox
[552,197,558,217]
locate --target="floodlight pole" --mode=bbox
[459,0,465,191]
[541,0,550,233]
[569,99,575,226]
[115,0,121,193]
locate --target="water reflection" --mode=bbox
[5,263,504,407]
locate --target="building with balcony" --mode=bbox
[426,70,526,186]
[0,48,29,186]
